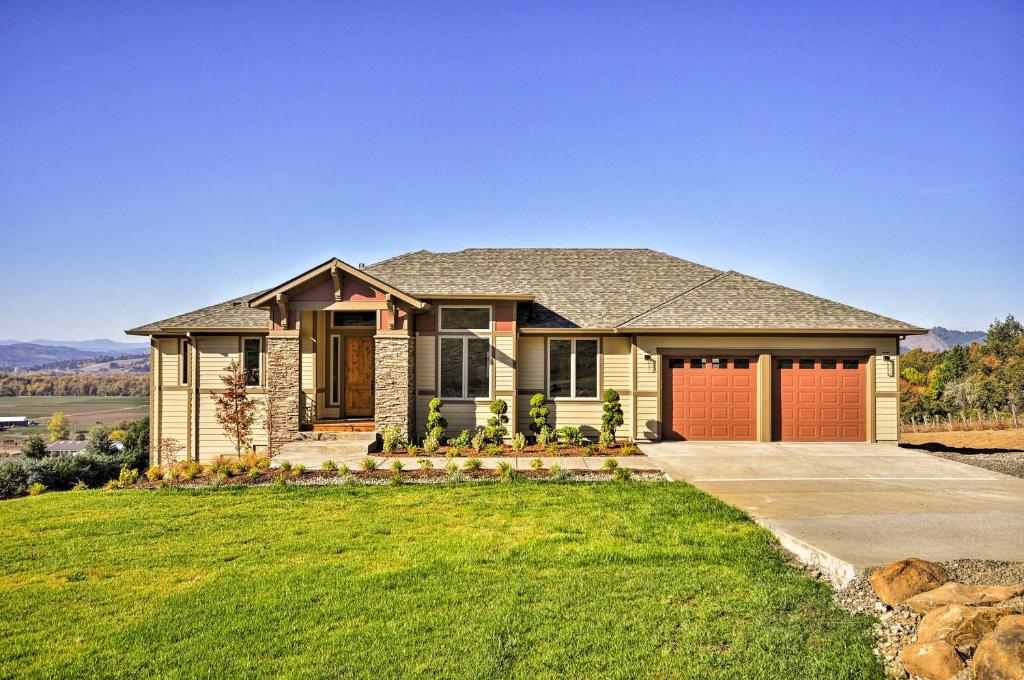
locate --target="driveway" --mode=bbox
[643,441,1024,579]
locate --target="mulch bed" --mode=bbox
[388,443,644,457]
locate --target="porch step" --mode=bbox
[297,431,380,443]
[305,419,375,432]
[276,435,377,467]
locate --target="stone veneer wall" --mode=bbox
[374,335,416,440]
[266,335,300,455]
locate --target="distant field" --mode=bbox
[0,396,148,452]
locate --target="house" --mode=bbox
[0,416,31,431]
[127,249,925,464]
[45,440,88,455]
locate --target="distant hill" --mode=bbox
[0,342,150,371]
[0,343,102,370]
[0,338,149,354]
[900,327,986,353]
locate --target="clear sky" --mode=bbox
[1,1,1021,341]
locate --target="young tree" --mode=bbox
[47,412,69,442]
[425,398,448,441]
[20,434,48,459]
[529,393,550,437]
[156,437,183,466]
[484,399,508,442]
[85,425,117,456]
[213,360,258,456]
[600,389,624,447]
[986,315,1024,359]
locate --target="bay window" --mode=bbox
[548,338,599,399]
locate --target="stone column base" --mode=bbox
[374,335,416,441]
[266,335,300,455]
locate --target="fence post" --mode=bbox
[1013,403,1020,429]
[947,414,953,431]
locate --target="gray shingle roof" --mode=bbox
[127,249,924,334]
[126,292,268,335]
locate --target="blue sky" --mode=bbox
[1,1,1021,340]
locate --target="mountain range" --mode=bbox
[900,327,986,352]
[0,338,149,353]
[0,339,150,371]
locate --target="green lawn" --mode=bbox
[0,483,882,679]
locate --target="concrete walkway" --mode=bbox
[643,441,1024,579]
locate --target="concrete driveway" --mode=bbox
[642,441,1024,579]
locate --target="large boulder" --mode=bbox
[905,583,1024,614]
[899,641,964,680]
[996,615,1024,632]
[870,558,949,606]
[916,604,1002,653]
[974,624,1024,680]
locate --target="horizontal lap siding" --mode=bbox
[494,336,515,394]
[300,313,315,423]
[195,335,267,461]
[515,337,546,433]
[440,402,491,436]
[602,337,632,439]
[415,336,436,437]
[160,390,188,447]
[197,336,239,387]
[875,352,899,442]
[158,339,180,387]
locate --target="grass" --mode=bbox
[0,396,149,452]
[0,483,882,679]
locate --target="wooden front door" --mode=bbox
[344,337,374,417]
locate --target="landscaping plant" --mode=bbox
[360,457,379,471]
[470,429,486,453]
[321,460,338,472]
[27,482,46,496]
[417,458,433,471]
[530,458,543,470]
[612,466,632,482]
[463,457,483,471]
[447,429,472,449]
[484,399,509,442]
[425,398,448,442]
[511,432,526,452]
[600,388,624,448]
[602,458,619,471]
[496,460,516,480]
[212,360,259,456]
[380,425,407,454]
[558,426,585,447]
[528,393,550,439]
[390,459,404,474]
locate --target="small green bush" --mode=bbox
[423,436,440,454]
[445,461,461,475]
[247,468,261,480]
[105,466,139,490]
[360,457,380,471]
[536,426,554,447]
[417,458,433,471]
[446,446,460,457]
[406,443,419,457]
[463,457,483,471]
[425,397,448,443]
[471,430,486,453]
[447,429,472,449]
[389,472,404,486]
[322,459,338,472]
[558,426,584,447]
[380,425,407,454]
[496,460,516,480]
[549,463,569,483]
[600,388,624,447]
[529,393,550,436]
[484,445,503,456]
[338,464,350,475]
[612,467,632,482]
[0,461,30,499]
[20,434,48,459]
[390,459,404,473]
[530,458,543,470]
[279,460,293,472]
[71,479,88,492]
[602,458,619,471]
[27,482,47,496]
[619,443,639,455]
[294,464,307,475]
[546,443,559,455]
[484,399,509,442]
[511,432,526,452]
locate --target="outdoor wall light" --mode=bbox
[643,353,652,362]
[882,354,895,377]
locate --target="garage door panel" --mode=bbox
[663,357,757,441]
[772,357,866,442]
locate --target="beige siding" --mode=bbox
[875,396,899,442]
[300,312,316,423]
[494,335,515,394]
[602,336,633,439]
[196,336,238,386]
[414,336,436,436]
[518,337,545,390]
[159,390,189,451]
[157,338,180,387]
[196,393,268,461]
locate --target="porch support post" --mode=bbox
[374,335,416,441]
[266,333,300,455]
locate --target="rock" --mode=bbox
[905,583,1024,614]
[871,558,950,606]
[917,604,1002,652]
[899,641,964,680]
[974,624,1024,680]
[996,615,1024,632]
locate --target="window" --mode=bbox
[548,338,599,399]
[821,359,837,369]
[778,359,793,369]
[734,358,750,369]
[439,306,491,332]
[799,359,815,369]
[242,337,262,386]
[439,337,490,399]
[179,338,190,385]
[669,359,685,369]
[843,359,860,370]
[332,311,376,327]
[330,336,341,404]
[690,358,706,369]
[712,358,727,369]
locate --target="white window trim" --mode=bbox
[179,338,190,386]
[330,311,376,328]
[547,337,601,401]
[438,304,492,333]
[241,336,263,387]
[437,335,492,401]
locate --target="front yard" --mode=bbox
[0,483,882,678]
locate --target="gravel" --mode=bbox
[921,449,1024,480]
[822,560,1024,679]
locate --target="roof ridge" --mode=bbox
[365,249,431,269]
[615,270,729,327]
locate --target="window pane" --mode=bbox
[712,358,727,369]
[333,311,376,327]
[669,358,685,369]
[243,339,261,386]
[441,307,490,330]
[821,359,837,369]
[440,338,464,398]
[181,340,189,384]
[466,338,490,398]
[843,359,859,370]
[331,338,340,403]
[574,340,598,398]
[799,359,815,369]
[779,359,793,369]
[549,340,572,398]
[690,358,706,369]
[734,358,750,369]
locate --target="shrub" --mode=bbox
[425,398,448,442]
[549,463,569,483]
[484,445,503,457]
[619,443,639,455]
[496,460,516,480]
[241,452,270,471]
[279,460,293,472]
[445,461,461,476]
[444,462,464,482]
[294,464,307,475]
[389,472,404,486]
[463,457,483,471]
[417,458,433,471]
[390,459,405,473]
[612,466,632,482]
[530,458,543,470]
[322,459,338,472]
[602,458,619,471]
[20,434,48,459]
[71,479,88,491]
[536,426,554,447]
[600,389,624,447]
[176,462,202,480]
[85,426,118,456]
[247,468,261,480]
[582,443,597,455]
[448,430,472,449]
[558,426,584,447]
[446,446,460,457]
[406,443,419,457]
[546,443,559,455]
[471,430,486,453]
[27,452,141,491]
[484,399,509,442]
[338,464,350,475]
[105,466,139,490]
[146,466,165,482]
[360,457,379,471]
[423,436,440,454]
[529,393,550,436]
[380,426,407,454]
[511,432,526,452]
[27,482,47,496]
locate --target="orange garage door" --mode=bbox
[663,357,757,441]
[772,357,866,441]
